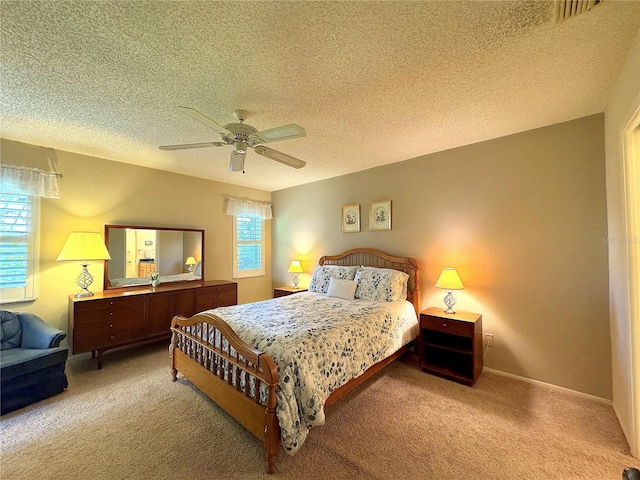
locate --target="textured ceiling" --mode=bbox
[1,1,639,192]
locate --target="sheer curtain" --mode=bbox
[225,198,273,219]
[0,164,61,198]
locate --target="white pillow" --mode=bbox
[327,277,358,300]
[354,267,409,302]
[308,265,359,294]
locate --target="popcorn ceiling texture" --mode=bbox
[1,1,639,191]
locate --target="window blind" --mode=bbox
[0,194,31,291]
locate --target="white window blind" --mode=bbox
[232,215,265,279]
[0,193,39,303]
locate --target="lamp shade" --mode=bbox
[56,232,111,261]
[185,256,197,266]
[287,260,304,273]
[435,268,464,290]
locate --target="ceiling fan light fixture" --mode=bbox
[233,141,246,154]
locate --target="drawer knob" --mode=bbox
[109,324,113,328]
[109,335,115,340]
[110,312,113,316]
[110,301,114,305]
[442,323,447,327]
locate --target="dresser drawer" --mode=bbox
[74,326,146,353]
[74,315,144,337]
[74,296,143,314]
[74,303,145,325]
[421,314,473,337]
[197,284,237,311]
[197,284,236,296]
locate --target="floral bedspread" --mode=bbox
[209,292,418,455]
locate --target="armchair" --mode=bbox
[1,311,69,415]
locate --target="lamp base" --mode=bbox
[292,273,299,289]
[75,289,95,298]
[443,290,457,314]
[75,263,95,298]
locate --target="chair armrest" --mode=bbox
[17,313,67,349]
[624,468,640,480]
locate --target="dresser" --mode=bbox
[68,280,237,369]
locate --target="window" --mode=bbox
[0,193,39,303]
[232,214,265,278]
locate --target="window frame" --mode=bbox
[0,194,40,303]
[232,214,265,279]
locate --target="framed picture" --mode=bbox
[369,200,391,231]
[341,204,360,233]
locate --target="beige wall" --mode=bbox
[0,139,273,341]
[604,27,640,456]
[272,114,611,399]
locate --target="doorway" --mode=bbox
[625,114,640,458]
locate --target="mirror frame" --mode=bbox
[103,224,205,290]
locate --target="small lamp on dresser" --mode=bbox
[435,267,464,314]
[56,232,111,297]
[185,256,197,272]
[287,260,304,289]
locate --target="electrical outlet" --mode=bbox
[484,333,494,347]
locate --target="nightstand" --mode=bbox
[418,307,483,386]
[273,286,308,298]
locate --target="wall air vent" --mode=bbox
[556,0,603,22]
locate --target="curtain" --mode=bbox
[225,198,273,219]
[0,164,61,198]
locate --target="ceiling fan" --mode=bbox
[159,107,307,173]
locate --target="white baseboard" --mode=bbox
[483,367,612,405]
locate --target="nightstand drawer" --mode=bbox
[421,315,473,337]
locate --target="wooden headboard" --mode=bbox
[319,248,420,315]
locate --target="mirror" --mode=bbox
[104,225,204,290]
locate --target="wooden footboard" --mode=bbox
[169,312,281,474]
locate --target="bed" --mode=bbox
[169,248,420,473]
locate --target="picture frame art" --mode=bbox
[369,200,391,231]
[341,204,360,233]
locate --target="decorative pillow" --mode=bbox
[0,310,22,350]
[326,277,358,300]
[354,267,409,302]
[308,265,359,294]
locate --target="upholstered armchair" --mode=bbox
[0,311,69,415]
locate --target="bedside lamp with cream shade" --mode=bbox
[435,267,464,314]
[287,260,304,289]
[56,232,111,297]
[185,256,197,272]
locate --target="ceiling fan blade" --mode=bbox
[176,106,231,135]
[159,141,226,151]
[249,124,306,144]
[229,150,246,172]
[253,146,306,169]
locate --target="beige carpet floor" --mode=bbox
[1,342,638,480]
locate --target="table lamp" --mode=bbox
[435,267,464,314]
[57,232,111,297]
[287,260,304,289]
[185,256,197,272]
